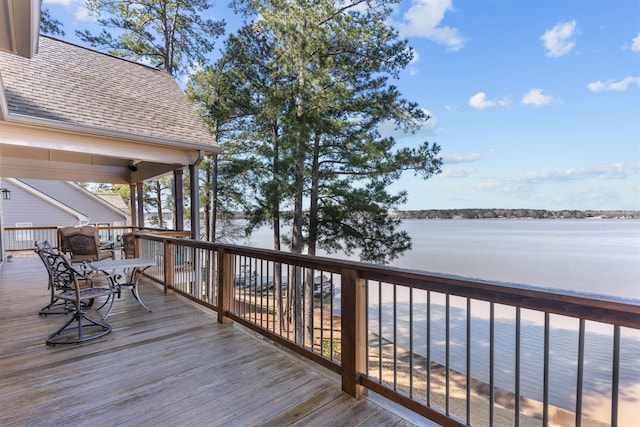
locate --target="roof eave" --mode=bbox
[68,181,131,221]
[3,110,221,156]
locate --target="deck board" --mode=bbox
[0,258,420,426]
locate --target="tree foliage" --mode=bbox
[143,177,173,228]
[190,0,442,264]
[71,1,226,230]
[76,0,225,77]
[41,8,65,36]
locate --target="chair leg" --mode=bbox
[39,286,73,315]
[39,298,73,316]
[45,308,111,345]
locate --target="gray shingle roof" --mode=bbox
[0,36,216,147]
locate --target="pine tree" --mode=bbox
[77,0,225,77]
[190,0,442,344]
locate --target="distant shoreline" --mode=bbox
[394,209,640,220]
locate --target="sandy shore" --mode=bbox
[235,295,628,426]
[366,334,613,427]
[312,309,615,427]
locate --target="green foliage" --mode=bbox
[143,177,172,228]
[76,0,225,76]
[399,209,640,220]
[190,0,442,263]
[41,8,65,36]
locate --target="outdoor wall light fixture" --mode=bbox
[0,188,11,200]
[128,160,142,172]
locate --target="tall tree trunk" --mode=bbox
[154,181,164,229]
[303,132,321,347]
[308,132,321,253]
[291,115,306,343]
[271,124,284,332]
[204,166,212,241]
[210,155,218,242]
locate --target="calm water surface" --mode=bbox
[395,219,640,300]
[246,219,640,417]
[248,219,640,299]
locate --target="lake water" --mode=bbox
[245,219,640,419]
[394,219,640,300]
[246,218,640,300]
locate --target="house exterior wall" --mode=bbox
[2,180,129,227]
[2,180,79,227]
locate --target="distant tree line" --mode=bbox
[396,209,640,220]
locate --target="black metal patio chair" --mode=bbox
[35,241,97,315]
[36,249,113,345]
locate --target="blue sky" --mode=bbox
[43,0,640,211]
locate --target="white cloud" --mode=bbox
[420,110,438,135]
[521,89,554,107]
[540,20,577,58]
[43,0,76,5]
[397,0,466,51]
[474,163,640,209]
[631,33,640,52]
[74,6,95,22]
[511,163,640,183]
[468,92,493,109]
[407,50,420,76]
[377,109,438,140]
[588,76,640,92]
[441,153,481,164]
[44,0,95,22]
[468,92,510,110]
[441,168,476,178]
[410,50,420,65]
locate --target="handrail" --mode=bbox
[133,233,639,427]
[1,226,191,256]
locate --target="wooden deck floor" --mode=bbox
[0,258,420,426]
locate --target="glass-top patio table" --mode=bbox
[89,258,155,319]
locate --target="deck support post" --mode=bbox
[341,267,367,398]
[164,239,174,292]
[173,169,184,231]
[217,247,233,323]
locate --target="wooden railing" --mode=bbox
[1,226,191,258]
[2,226,139,255]
[131,233,640,427]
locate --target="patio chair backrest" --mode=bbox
[36,249,79,295]
[58,227,112,262]
[121,233,136,259]
[35,240,52,251]
[64,233,98,256]
[58,226,101,253]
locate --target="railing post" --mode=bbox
[341,267,367,398]
[217,247,233,323]
[133,234,140,258]
[164,239,174,291]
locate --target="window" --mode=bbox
[15,222,33,242]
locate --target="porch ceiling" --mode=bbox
[0,35,220,185]
[0,119,211,183]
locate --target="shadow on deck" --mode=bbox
[0,258,420,426]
